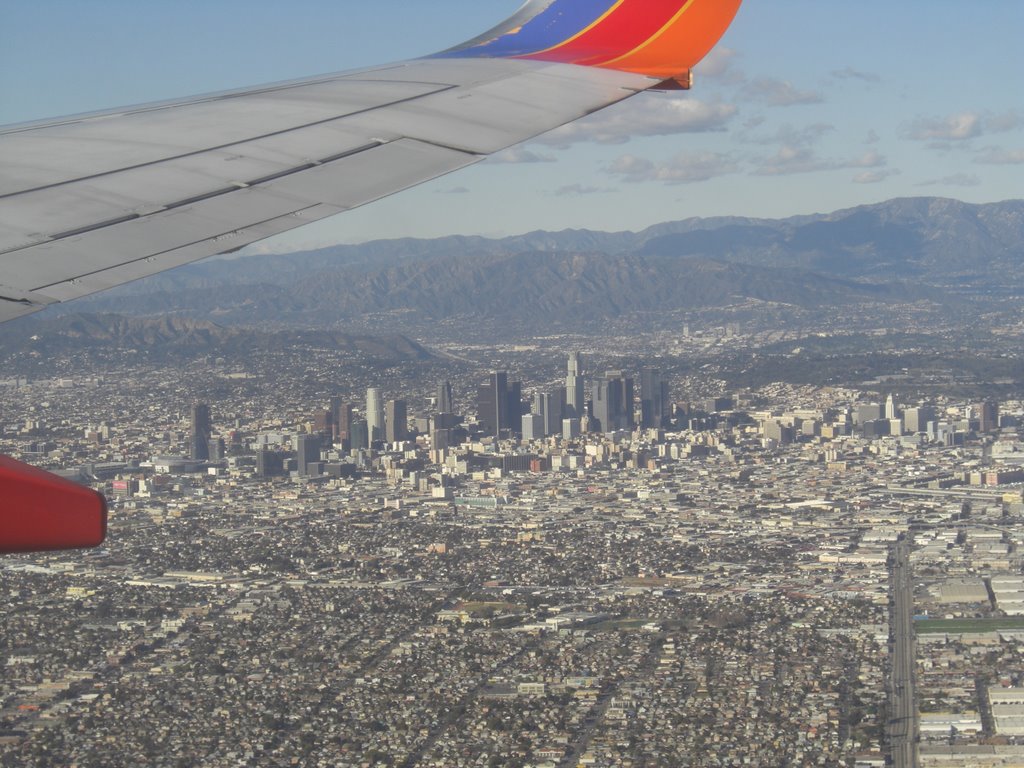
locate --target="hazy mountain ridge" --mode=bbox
[0,314,433,360]
[37,197,1024,328]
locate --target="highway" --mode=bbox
[888,538,919,768]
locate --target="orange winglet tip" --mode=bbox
[440,0,743,81]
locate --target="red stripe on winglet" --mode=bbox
[521,0,683,66]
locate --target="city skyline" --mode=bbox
[4,299,1024,764]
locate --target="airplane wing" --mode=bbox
[0,0,743,553]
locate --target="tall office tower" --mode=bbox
[190,403,211,461]
[533,391,564,436]
[433,428,451,451]
[855,403,883,425]
[563,417,581,439]
[477,371,509,436]
[903,407,923,434]
[330,398,354,442]
[366,388,385,442]
[313,409,332,436]
[980,400,1000,433]
[256,449,285,478]
[593,371,634,433]
[565,352,585,418]
[207,437,226,462]
[885,393,898,420]
[385,399,408,443]
[522,412,544,441]
[640,367,669,429]
[508,380,523,435]
[437,380,455,415]
[349,418,369,451]
[296,434,321,476]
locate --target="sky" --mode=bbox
[1,0,1022,251]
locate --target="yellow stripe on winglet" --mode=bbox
[529,0,628,57]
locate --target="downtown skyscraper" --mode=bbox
[565,352,585,419]
[436,380,454,415]
[386,399,408,443]
[593,371,634,433]
[476,371,522,437]
[640,367,670,429]
[296,433,321,476]
[190,403,211,461]
[366,387,385,443]
[330,396,354,443]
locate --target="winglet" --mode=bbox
[0,455,108,554]
[440,0,743,80]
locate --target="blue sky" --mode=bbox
[2,1,1022,249]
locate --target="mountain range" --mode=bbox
[23,197,1024,332]
[0,314,432,362]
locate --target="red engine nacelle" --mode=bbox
[0,455,108,554]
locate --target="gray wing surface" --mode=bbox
[0,59,653,323]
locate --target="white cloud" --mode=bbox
[606,151,739,184]
[916,173,982,187]
[753,147,888,177]
[742,122,835,147]
[852,150,886,168]
[697,46,745,85]
[753,146,834,175]
[537,96,736,147]
[907,112,983,141]
[974,146,1024,165]
[743,78,823,107]
[830,67,881,84]
[906,111,1021,143]
[988,112,1023,132]
[486,146,556,164]
[552,184,611,196]
[853,169,900,184]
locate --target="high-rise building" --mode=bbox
[593,371,634,433]
[904,406,934,434]
[477,371,506,437]
[437,381,455,415]
[256,449,284,478]
[385,399,408,443]
[349,418,369,451]
[562,418,581,440]
[366,388,385,442]
[330,398,354,443]
[312,409,332,437]
[433,428,451,451]
[476,371,522,436]
[855,403,883,425]
[190,403,211,461]
[533,391,564,436]
[508,380,523,435]
[522,413,544,441]
[980,400,1000,433]
[565,352,585,419]
[640,368,669,429]
[296,434,321,476]
[207,437,226,462]
[568,351,582,377]
[885,393,898,420]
